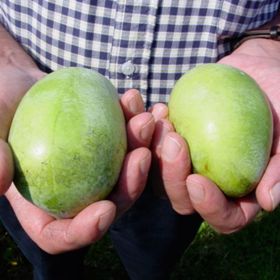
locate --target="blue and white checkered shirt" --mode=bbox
[1,1,279,107]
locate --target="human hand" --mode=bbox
[5,89,153,254]
[152,39,280,233]
[217,39,280,212]
[0,61,45,195]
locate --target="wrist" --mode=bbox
[0,48,45,82]
[232,38,280,61]
[0,26,46,140]
[232,25,280,50]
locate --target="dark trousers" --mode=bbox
[0,185,202,280]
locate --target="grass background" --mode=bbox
[1,207,280,280]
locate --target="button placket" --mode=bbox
[108,0,159,105]
[121,60,137,77]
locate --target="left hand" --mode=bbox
[5,89,155,253]
[154,39,280,233]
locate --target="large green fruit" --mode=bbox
[8,67,127,218]
[169,63,273,197]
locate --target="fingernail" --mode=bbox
[187,182,205,203]
[156,121,173,146]
[162,136,181,161]
[140,152,151,175]
[98,209,115,233]
[150,104,168,121]
[140,118,154,141]
[270,182,280,210]
[128,95,142,115]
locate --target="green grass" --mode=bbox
[172,209,280,280]
[1,207,280,279]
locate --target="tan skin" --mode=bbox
[156,38,280,233]
[0,25,155,254]
[2,16,280,253]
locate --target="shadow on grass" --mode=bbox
[172,207,280,280]
[1,207,280,279]
[0,225,32,280]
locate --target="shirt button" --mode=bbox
[121,60,136,76]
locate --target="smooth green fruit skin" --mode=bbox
[169,64,273,197]
[8,67,127,218]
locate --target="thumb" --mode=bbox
[0,139,14,194]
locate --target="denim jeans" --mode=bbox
[0,185,202,280]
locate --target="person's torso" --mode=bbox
[1,0,279,106]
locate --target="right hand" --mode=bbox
[4,88,155,254]
[1,25,154,254]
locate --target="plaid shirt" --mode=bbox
[0,1,279,107]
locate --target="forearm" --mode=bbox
[0,24,44,139]
[0,24,39,74]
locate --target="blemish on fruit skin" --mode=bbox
[203,162,209,172]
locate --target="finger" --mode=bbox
[48,200,116,252]
[187,174,260,233]
[109,147,151,216]
[152,119,174,158]
[127,112,155,150]
[256,153,280,211]
[6,184,116,254]
[0,139,14,194]
[149,103,168,122]
[120,89,145,121]
[149,119,173,197]
[161,132,194,214]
